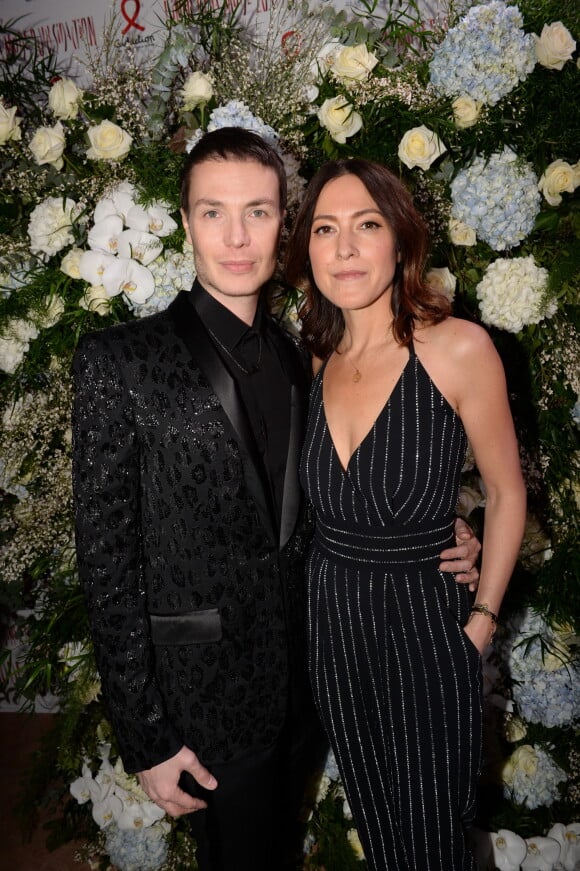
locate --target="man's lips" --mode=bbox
[221,260,254,273]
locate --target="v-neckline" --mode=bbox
[321,350,412,474]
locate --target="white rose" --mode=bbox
[509,745,539,782]
[48,77,83,120]
[535,22,576,70]
[504,715,527,743]
[29,122,66,170]
[452,95,483,129]
[347,828,365,860]
[331,43,378,82]
[60,247,85,279]
[38,295,65,328]
[86,120,132,161]
[0,99,22,144]
[449,218,477,246]
[181,71,214,111]
[80,285,112,316]
[317,96,362,143]
[538,158,577,206]
[425,267,456,301]
[398,125,446,170]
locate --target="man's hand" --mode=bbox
[137,745,217,818]
[439,517,481,592]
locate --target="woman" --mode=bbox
[285,159,526,871]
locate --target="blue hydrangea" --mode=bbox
[104,822,168,871]
[127,250,196,318]
[503,746,567,809]
[185,100,279,152]
[429,1,536,105]
[497,608,580,729]
[451,147,540,250]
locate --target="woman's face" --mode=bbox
[308,173,400,313]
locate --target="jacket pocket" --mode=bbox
[149,608,222,645]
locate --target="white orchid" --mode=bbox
[117,229,163,266]
[79,250,117,286]
[547,822,580,870]
[521,836,560,870]
[93,183,137,223]
[491,828,528,871]
[71,744,168,834]
[114,788,166,830]
[92,792,123,828]
[87,216,124,254]
[102,257,155,303]
[126,203,178,237]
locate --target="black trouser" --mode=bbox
[187,706,328,871]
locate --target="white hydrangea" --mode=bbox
[476,256,556,333]
[0,318,39,373]
[27,196,84,259]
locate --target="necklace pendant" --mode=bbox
[352,369,362,383]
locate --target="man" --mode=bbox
[72,128,480,871]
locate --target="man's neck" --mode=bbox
[198,281,261,327]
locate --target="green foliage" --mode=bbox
[304,783,366,870]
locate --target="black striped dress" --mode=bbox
[300,342,482,871]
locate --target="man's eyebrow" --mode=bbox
[193,197,279,208]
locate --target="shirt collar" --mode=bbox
[188,279,264,351]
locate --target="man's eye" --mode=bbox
[204,210,219,218]
[252,209,267,218]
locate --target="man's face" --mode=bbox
[181,158,284,311]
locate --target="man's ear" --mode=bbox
[181,208,192,245]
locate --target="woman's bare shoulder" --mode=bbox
[420,317,496,360]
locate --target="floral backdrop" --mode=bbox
[0,0,578,868]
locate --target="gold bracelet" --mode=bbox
[470,602,498,630]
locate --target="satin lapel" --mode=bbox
[168,293,277,546]
[271,324,309,550]
[279,383,304,549]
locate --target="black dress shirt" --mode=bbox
[188,281,291,528]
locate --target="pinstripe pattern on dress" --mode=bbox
[301,342,482,871]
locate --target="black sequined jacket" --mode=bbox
[71,290,313,774]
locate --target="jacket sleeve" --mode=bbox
[71,331,182,773]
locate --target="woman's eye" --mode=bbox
[313,225,333,235]
[361,220,380,230]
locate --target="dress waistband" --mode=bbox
[313,517,455,567]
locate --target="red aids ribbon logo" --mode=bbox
[121,0,146,34]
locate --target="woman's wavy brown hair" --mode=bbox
[285,158,451,360]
